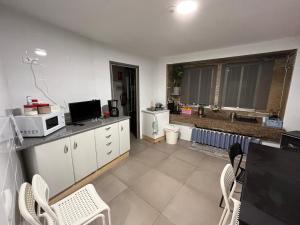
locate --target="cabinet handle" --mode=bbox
[121,126,124,131]
[105,127,111,131]
[107,150,112,155]
[64,145,69,153]
[106,142,112,146]
[73,142,78,149]
[106,135,111,139]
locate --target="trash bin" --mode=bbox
[165,125,180,145]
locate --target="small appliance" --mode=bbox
[108,100,119,117]
[167,101,180,114]
[198,105,205,117]
[15,111,65,137]
[155,102,164,110]
[69,100,101,123]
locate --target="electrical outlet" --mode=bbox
[22,56,39,64]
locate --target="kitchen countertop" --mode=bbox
[16,116,130,151]
[142,109,170,114]
[170,114,284,142]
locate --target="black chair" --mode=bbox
[228,143,245,183]
[219,143,245,208]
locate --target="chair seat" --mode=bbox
[52,184,108,225]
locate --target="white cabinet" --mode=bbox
[70,130,97,182]
[94,123,119,168]
[119,119,130,155]
[24,137,75,197]
[23,119,130,197]
[142,110,170,141]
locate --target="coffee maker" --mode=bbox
[108,100,119,117]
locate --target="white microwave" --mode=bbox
[15,112,66,137]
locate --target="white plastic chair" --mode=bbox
[32,174,111,225]
[18,182,55,225]
[218,164,241,225]
[229,198,241,225]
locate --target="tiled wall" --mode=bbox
[0,117,25,225]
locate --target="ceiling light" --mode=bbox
[34,48,47,57]
[176,0,198,15]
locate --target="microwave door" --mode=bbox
[44,116,59,136]
[46,116,59,130]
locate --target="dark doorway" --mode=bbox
[110,61,140,139]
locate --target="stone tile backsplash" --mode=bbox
[0,117,24,225]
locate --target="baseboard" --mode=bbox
[142,135,165,143]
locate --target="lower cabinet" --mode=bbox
[70,130,97,182]
[119,119,130,155]
[23,137,75,197]
[22,119,130,198]
[94,123,120,168]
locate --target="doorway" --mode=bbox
[110,61,140,139]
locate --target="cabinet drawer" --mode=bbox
[102,140,119,165]
[94,123,120,168]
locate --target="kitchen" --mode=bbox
[1,1,300,225]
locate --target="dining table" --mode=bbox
[239,143,300,225]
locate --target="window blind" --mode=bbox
[222,62,273,110]
[181,67,213,105]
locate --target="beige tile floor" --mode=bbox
[92,138,235,225]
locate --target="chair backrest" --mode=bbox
[18,182,42,225]
[228,143,243,168]
[220,164,236,209]
[32,174,58,222]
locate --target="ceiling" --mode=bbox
[1,0,300,57]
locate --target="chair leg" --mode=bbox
[100,214,106,225]
[220,180,235,208]
[218,207,228,225]
[105,208,111,225]
[219,196,224,208]
[82,214,105,225]
[223,208,231,225]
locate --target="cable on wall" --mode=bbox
[29,59,66,110]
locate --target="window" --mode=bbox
[181,66,214,105]
[221,62,273,110]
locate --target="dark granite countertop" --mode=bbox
[170,114,284,142]
[16,116,130,151]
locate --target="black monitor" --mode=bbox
[69,100,101,123]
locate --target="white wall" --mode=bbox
[154,37,300,131]
[0,117,25,225]
[0,7,156,224]
[0,44,24,225]
[0,6,156,137]
[0,59,9,116]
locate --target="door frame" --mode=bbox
[109,61,140,139]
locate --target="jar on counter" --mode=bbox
[24,105,38,116]
[37,104,51,114]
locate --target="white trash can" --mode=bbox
[165,125,180,145]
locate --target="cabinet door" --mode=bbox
[70,130,97,182]
[119,119,130,155]
[154,111,170,139]
[94,123,119,168]
[34,137,74,197]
